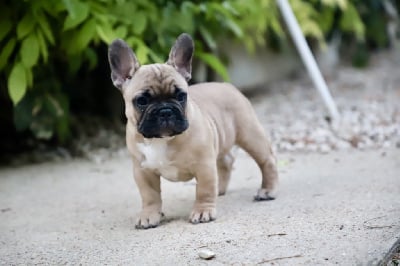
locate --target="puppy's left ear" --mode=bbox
[167,33,194,81]
[108,39,140,90]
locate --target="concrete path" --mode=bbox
[0,149,399,265]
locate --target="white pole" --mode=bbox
[276,0,340,121]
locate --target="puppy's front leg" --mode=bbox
[190,164,218,224]
[133,161,163,229]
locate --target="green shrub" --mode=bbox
[0,0,395,143]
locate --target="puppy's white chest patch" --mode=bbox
[136,138,179,181]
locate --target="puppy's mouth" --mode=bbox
[138,104,188,138]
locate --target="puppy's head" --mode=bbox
[108,34,194,138]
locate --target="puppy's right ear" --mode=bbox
[108,39,140,90]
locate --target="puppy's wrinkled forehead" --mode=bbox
[126,63,187,97]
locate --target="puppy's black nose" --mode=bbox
[159,108,173,119]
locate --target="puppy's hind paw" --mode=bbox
[189,207,216,224]
[254,188,275,201]
[135,211,164,229]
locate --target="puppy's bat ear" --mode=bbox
[108,39,140,90]
[167,33,194,81]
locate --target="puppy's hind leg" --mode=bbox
[237,122,278,201]
[217,151,235,196]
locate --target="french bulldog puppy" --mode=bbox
[108,33,278,229]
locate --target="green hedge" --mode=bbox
[0,0,396,143]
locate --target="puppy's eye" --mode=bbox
[176,91,187,103]
[137,96,148,106]
[135,95,149,108]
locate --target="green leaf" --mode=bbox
[132,13,147,35]
[316,7,335,33]
[196,52,229,81]
[269,17,284,37]
[17,12,35,40]
[199,26,217,51]
[96,23,115,44]
[0,19,12,41]
[91,10,109,24]
[35,29,48,63]
[222,2,240,16]
[181,1,197,14]
[322,0,347,9]
[63,0,77,17]
[69,19,96,53]
[301,20,324,42]
[0,37,16,70]
[340,3,365,40]
[208,2,233,18]
[224,19,243,38]
[20,34,40,68]
[8,62,27,105]
[148,50,164,63]
[114,25,127,39]
[36,14,55,44]
[135,44,148,64]
[88,0,108,15]
[63,0,90,30]
[42,1,66,15]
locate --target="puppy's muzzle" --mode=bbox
[157,107,177,128]
[138,104,188,138]
[158,107,174,120]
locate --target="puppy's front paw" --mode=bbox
[254,188,275,201]
[135,210,164,229]
[189,207,216,224]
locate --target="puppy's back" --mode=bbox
[188,82,252,114]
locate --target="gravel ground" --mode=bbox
[252,51,400,154]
